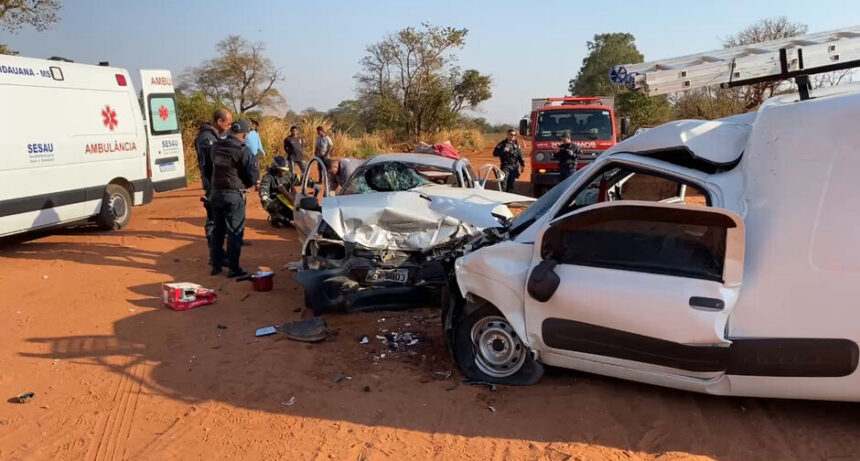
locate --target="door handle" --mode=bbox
[689,297,724,311]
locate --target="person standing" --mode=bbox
[493,129,525,193]
[556,135,581,180]
[244,118,265,160]
[323,157,363,194]
[208,119,260,277]
[195,109,232,266]
[314,126,333,160]
[283,125,306,177]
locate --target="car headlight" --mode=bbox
[535,152,546,162]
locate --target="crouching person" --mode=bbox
[260,155,295,227]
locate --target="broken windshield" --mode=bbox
[535,109,613,142]
[339,161,458,195]
[508,165,590,237]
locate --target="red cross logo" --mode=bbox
[101,106,118,131]
[158,105,169,121]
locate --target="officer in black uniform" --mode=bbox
[493,129,525,193]
[208,119,260,277]
[194,109,232,265]
[556,135,581,180]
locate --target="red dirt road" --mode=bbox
[2,153,860,460]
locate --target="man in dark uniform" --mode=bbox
[283,125,306,177]
[556,135,581,180]
[195,109,232,266]
[259,155,297,227]
[208,119,260,277]
[493,129,525,193]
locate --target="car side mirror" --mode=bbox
[519,119,530,137]
[620,118,632,138]
[527,259,560,303]
[298,196,321,212]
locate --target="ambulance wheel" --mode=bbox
[452,301,543,385]
[96,184,132,231]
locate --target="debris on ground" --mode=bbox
[240,294,251,302]
[379,331,422,350]
[487,404,497,413]
[285,261,302,271]
[331,372,345,384]
[465,380,497,392]
[255,326,277,337]
[276,317,332,343]
[363,385,371,392]
[217,324,228,330]
[9,392,35,404]
[280,396,296,406]
[359,335,370,345]
[434,370,452,379]
[162,282,217,311]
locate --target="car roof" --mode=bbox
[364,153,462,169]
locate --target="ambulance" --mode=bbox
[0,55,186,237]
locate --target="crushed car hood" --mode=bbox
[320,186,534,251]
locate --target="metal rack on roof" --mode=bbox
[609,26,860,99]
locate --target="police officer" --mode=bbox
[493,129,525,193]
[208,119,260,277]
[556,135,581,180]
[194,109,232,266]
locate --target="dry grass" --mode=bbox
[182,117,492,179]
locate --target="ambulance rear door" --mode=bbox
[140,69,187,192]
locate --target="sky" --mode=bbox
[3,0,858,123]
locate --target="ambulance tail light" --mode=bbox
[115,74,127,86]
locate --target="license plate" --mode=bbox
[365,269,408,284]
[158,162,176,172]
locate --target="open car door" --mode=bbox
[524,200,744,378]
[292,156,329,243]
[139,70,186,192]
[478,164,506,191]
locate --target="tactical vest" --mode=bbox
[211,136,248,191]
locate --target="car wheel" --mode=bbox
[96,184,132,231]
[452,301,543,385]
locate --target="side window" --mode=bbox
[148,95,180,135]
[560,164,709,216]
[463,163,478,188]
[544,205,732,282]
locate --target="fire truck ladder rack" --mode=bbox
[609,26,860,100]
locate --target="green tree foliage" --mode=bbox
[0,43,18,55]
[571,33,670,129]
[0,0,60,32]
[176,90,221,127]
[355,23,492,139]
[181,35,285,114]
[328,100,366,135]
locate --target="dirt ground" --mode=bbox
[2,148,860,461]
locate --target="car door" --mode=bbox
[524,200,745,376]
[292,156,328,243]
[139,70,186,192]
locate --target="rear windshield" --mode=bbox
[148,95,180,135]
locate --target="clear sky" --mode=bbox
[3,0,858,123]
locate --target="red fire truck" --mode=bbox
[519,97,630,196]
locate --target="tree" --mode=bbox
[328,100,366,135]
[0,44,18,55]
[181,35,284,114]
[722,17,807,109]
[354,23,492,139]
[0,0,60,32]
[571,33,670,129]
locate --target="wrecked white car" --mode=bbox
[291,154,533,314]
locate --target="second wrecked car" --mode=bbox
[290,153,533,314]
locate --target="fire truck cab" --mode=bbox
[520,97,630,196]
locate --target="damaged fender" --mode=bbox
[454,240,535,345]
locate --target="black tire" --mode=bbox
[96,184,132,231]
[452,300,544,385]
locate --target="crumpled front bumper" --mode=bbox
[294,252,448,315]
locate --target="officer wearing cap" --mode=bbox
[208,118,260,277]
[493,129,525,193]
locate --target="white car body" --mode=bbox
[292,153,533,314]
[456,83,860,401]
[0,55,185,237]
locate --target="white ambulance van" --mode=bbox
[0,55,186,237]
